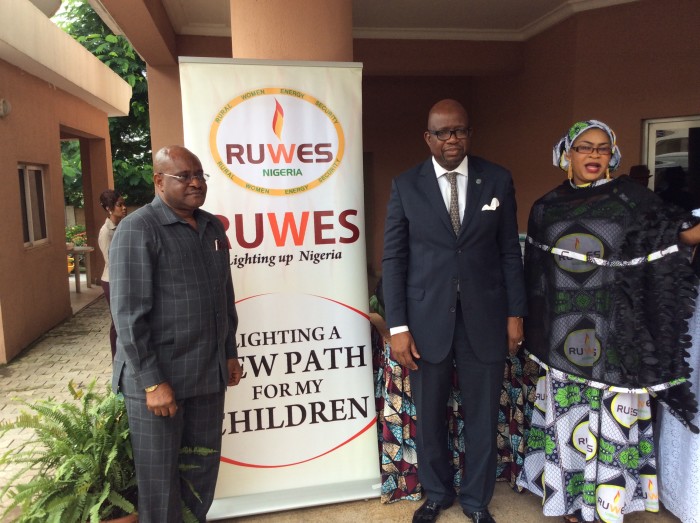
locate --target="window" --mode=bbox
[644,116,700,196]
[18,164,48,246]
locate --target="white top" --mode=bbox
[98,217,117,282]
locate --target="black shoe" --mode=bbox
[463,509,496,523]
[412,499,452,523]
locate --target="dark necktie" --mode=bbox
[447,172,460,235]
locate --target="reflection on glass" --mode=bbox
[646,120,700,211]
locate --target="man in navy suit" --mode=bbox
[382,99,526,523]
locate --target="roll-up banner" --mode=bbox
[179,58,378,519]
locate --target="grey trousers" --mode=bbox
[124,390,226,522]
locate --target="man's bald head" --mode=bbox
[152,145,207,219]
[426,99,469,129]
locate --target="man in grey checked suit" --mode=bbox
[110,145,242,522]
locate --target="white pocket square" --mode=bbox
[481,198,500,211]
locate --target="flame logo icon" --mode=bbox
[272,98,284,140]
[574,237,581,250]
[584,333,590,346]
[648,479,654,491]
[613,490,621,503]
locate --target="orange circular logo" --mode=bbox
[210,88,345,196]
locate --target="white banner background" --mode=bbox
[179,59,378,518]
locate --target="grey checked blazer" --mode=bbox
[110,196,237,399]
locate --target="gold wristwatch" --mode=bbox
[144,384,159,393]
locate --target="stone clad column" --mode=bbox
[230,0,352,61]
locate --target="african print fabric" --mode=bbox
[495,355,540,488]
[372,316,537,502]
[517,358,675,522]
[373,328,421,503]
[519,176,698,521]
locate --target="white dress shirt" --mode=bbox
[433,155,468,220]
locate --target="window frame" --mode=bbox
[18,163,49,248]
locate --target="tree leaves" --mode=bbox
[54,0,154,206]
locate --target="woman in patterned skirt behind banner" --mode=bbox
[517,120,700,523]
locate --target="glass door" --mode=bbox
[643,116,700,210]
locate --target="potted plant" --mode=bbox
[0,380,137,522]
[0,381,213,523]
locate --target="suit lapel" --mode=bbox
[460,156,485,234]
[418,160,455,236]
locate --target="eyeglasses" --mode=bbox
[571,145,612,156]
[427,127,472,141]
[158,172,210,183]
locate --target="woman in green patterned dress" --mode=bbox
[517,120,699,523]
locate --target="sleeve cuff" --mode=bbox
[389,325,410,336]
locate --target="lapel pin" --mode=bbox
[476,178,482,184]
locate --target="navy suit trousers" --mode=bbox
[409,300,504,512]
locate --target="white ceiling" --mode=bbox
[160,0,639,42]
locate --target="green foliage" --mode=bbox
[65,224,87,246]
[0,381,137,522]
[54,0,154,206]
[0,380,215,522]
[61,140,84,207]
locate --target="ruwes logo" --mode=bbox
[611,393,640,428]
[572,421,597,460]
[640,475,659,511]
[564,329,601,367]
[210,88,345,196]
[596,484,625,523]
[554,233,604,273]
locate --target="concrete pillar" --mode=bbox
[80,137,112,283]
[147,64,185,152]
[230,0,353,61]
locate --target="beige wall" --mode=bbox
[361,0,700,274]
[132,0,700,279]
[0,59,113,362]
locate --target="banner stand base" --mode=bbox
[207,478,381,519]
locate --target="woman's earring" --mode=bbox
[605,168,611,180]
[568,162,573,181]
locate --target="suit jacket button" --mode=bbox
[450,307,456,313]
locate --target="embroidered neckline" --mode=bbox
[569,178,613,189]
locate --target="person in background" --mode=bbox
[382,99,526,523]
[627,164,652,187]
[110,145,242,522]
[518,120,699,523]
[370,276,422,503]
[657,165,699,211]
[98,189,127,359]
